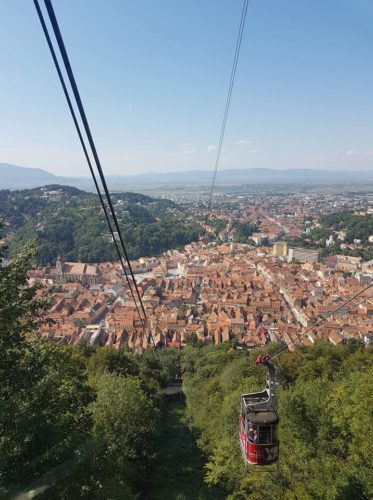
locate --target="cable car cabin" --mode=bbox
[239,400,279,465]
[239,355,279,465]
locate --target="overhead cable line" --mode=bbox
[208,0,249,210]
[34,0,157,351]
[42,0,149,334]
[32,0,146,336]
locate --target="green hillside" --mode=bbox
[0,185,202,264]
[182,342,372,499]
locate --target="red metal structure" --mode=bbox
[239,354,279,465]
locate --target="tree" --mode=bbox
[158,347,183,383]
[0,230,93,494]
[232,220,258,243]
[2,187,204,264]
[90,373,159,494]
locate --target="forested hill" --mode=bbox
[182,342,373,499]
[288,209,373,261]
[0,185,203,264]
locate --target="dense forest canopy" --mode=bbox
[182,342,373,499]
[0,185,203,264]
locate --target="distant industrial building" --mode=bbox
[288,247,319,263]
[273,242,288,257]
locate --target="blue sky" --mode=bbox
[1,0,373,176]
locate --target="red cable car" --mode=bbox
[239,354,279,466]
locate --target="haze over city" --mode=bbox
[1,0,373,176]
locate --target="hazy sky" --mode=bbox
[1,0,373,176]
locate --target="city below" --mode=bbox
[22,186,372,352]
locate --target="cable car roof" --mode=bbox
[246,410,279,425]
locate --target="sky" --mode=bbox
[1,0,373,177]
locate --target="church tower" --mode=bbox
[55,255,64,284]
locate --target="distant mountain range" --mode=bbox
[0,163,84,190]
[1,163,372,190]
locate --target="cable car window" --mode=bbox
[258,425,271,444]
[248,425,257,443]
[272,425,278,442]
